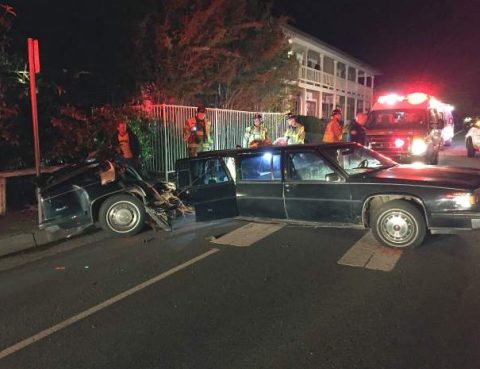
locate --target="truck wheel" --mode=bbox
[467,138,475,158]
[99,194,145,236]
[371,200,426,249]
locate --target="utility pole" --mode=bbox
[27,38,42,223]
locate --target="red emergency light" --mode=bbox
[377,94,405,105]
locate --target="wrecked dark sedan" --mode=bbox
[176,143,480,249]
[38,157,184,239]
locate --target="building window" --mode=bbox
[336,62,346,79]
[357,71,365,85]
[347,67,356,82]
[323,56,334,74]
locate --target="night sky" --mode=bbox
[6,0,480,112]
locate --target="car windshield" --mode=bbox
[322,145,397,175]
[366,109,428,130]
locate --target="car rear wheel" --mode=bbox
[99,194,145,236]
[371,200,426,249]
[467,137,475,158]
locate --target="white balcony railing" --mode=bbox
[299,65,372,97]
[299,65,334,88]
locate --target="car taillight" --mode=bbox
[394,138,405,148]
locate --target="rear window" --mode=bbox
[367,109,427,130]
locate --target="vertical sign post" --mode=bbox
[27,38,42,223]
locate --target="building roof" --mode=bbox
[284,24,381,75]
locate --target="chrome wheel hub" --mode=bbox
[107,202,139,232]
[380,211,415,246]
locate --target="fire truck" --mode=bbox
[366,92,454,165]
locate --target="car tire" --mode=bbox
[467,137,475,158]
[371,200,426,249]
[99,194,145,236]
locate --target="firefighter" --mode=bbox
[183,106,213,157]
[242,114,271,148]
[283,113,305,145]
[323,109,343,143]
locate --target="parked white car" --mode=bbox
[466,122,480,157]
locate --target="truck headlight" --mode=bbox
[411,138,427,155]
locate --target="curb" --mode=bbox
[0,228,109,259]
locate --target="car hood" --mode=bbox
[364,165,480,191]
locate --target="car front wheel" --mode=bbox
[467,137,476,158]
[99,194,145,236]
[371,200,426,249]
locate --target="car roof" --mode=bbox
[196,143,359,158]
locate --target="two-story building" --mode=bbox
[285,25,380,121]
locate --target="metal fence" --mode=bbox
[141,104,287,178]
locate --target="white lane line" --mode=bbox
[337,232,403,272]
[210,222,285,247]
[0,248,220,360]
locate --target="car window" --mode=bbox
[222,157,236,182]
[191,158,231,185]
[287,151,335,181]
[323,146,394,175]
[239,153,281,181]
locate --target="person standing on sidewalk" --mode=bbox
[283,114,305,145]
[346,112,368,145]
[242,114,271,148]
[183,106,213,157]
[112,120,141,169]
[323,109,343,143]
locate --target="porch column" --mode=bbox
[363,73,368,112]
[333,60,338,110]
[319,89,323,118]
[354,68,359,116]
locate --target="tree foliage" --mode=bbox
[134,0,298,111]
[0,4,23,144]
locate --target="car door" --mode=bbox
[176,156,238,221]
[235,152,286,219]
[283,149,352,223]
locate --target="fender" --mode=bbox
[361,193,430,228]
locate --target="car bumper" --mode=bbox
[429,212,480,233]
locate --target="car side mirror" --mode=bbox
[325,173,342,182]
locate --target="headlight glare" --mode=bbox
[411,138,428,155]
[447,193,477,208]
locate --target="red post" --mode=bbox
[28,38,42,223]
[28,38,41,178]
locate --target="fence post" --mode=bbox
[162,103,168,181]
[214,109,220,150]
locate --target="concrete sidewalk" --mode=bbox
[0,208,201,259]
[0,208,110,258]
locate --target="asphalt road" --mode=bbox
[2,132,480,369]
